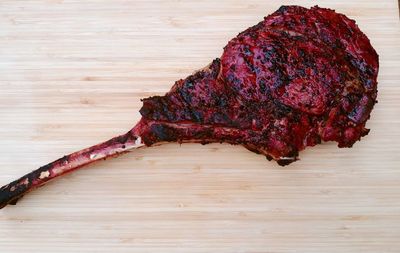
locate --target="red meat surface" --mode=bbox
[138,5,378,165]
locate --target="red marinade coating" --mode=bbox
[138,6,379,165]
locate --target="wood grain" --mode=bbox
[0,0,399,252]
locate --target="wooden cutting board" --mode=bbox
[0,1,399,252]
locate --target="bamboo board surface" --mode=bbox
[0,0,399,252]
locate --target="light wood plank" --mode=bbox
[0,0,399,252]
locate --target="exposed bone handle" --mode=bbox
[0,130,144,209]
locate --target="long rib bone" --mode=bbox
[0,129,144,209]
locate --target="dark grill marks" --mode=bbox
[140,5,378,164]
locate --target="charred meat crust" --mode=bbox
[138,6,378,165]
